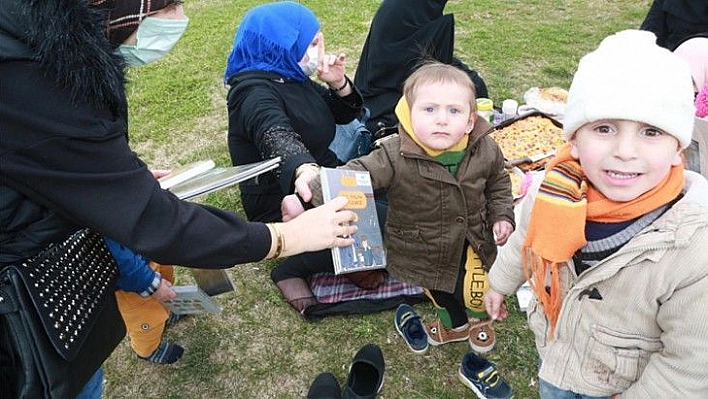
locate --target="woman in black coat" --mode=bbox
[354,0,488,133]
[223,2,386,314]
[0,1,357,394]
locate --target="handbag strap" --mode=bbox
[16,229,119,361]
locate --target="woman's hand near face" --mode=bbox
[314,32,351,95]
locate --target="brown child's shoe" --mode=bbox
[425,319,470,346]
[469,318,496,354]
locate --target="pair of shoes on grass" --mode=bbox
[138,341,184,364]
[394,304,495,354]
[426,317,496,354]
[393,305,511,398]
[307,343,385,399]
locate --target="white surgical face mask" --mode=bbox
[298,46,319,76]
[117,16,189,66]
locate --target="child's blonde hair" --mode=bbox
[402,61,478,113]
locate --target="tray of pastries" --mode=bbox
[523,87,568,117]
[491,111,565,172]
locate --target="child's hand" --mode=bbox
[152,279,177,303]
[493,220,514,245]
[281,194,306,222]
[484,288,508,321]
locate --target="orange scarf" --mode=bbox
[523,143,684,337]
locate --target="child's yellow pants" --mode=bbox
[115,262,174,357]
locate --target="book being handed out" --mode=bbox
[158,157,281,200]
[320,167,386,275]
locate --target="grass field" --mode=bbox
[103,1,651,397]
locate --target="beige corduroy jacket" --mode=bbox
[489,171,708,398]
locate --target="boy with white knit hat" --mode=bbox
[484,30,708,398]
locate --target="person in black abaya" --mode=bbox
[354,0,488,134]
[640,0,708,51]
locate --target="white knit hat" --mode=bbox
[563,30,695,149]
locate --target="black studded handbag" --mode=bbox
[0,228,126,399]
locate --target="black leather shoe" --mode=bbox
[307,372,342,399]
[342,343,385,399]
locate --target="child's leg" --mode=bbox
[425,289,469,329]
[424,289,470,346]
[461,248,489,319]
[115,290,169,358]
[461,247,496,353]
[116,262,179,361]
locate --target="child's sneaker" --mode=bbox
[394,304,428,354]
[138,341,184,364]
[458,352,512,399]
[425,319,469,346]
[469,318,496,354]
[166,311,185,327]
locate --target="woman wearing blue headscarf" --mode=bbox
[224,2,370,314]
[225,1,362,223]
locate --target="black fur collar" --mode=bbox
[1,0,127,117]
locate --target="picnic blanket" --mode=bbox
[302,272,426,320]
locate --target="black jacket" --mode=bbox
[0,0,271,267]
[226,70,363,221]
[353,0,487,132]
[640,0,708,50]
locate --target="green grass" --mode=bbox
[104,0,651,397]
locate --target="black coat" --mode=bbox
[0,0,271,267]
[226,71,363,221]
[354,0,487,132]
[640,0,708,50]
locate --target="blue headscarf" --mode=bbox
[224,1,320,84]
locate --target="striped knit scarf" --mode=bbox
[523,143,684,337]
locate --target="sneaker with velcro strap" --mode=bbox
[394,304,429,354]
[458,352,512,399]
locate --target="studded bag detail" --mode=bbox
[0,228,127,398]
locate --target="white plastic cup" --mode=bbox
[502,99,519,120]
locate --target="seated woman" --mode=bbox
[223,1,388,314]
[354,0,488,133]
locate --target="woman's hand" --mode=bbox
[314,32,352,96]
[279,196,356,256]
[151,169,171,179]
[293,163,319,202]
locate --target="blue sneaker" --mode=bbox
[394,304,428,354]
[458,352,512,399]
